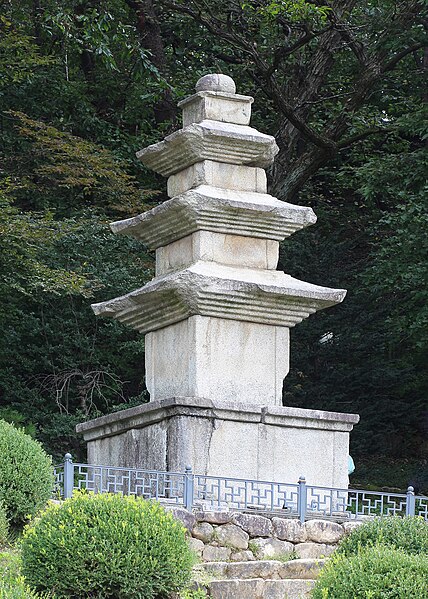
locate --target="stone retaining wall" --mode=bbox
[165,507,361,562]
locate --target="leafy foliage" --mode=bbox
[0,503,9,548]
[0,209,151,459]
[0,18,53,87]
[0,551,46,599]
[179,591,208,599]
[0,0,426,485]
[0,191,88,297]
[245,0,331,25]
[313,514,428,597]
[336,516,428,557]
[281,107,427,467]
[8,111,151,216]
[21,492,194,599]
[0,420,53,527]
[311,545,428,598]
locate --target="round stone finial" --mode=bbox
[195,74,236,94]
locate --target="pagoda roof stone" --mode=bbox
[136,120,279,176]
[91,261,346,334]
[110,186,317,248]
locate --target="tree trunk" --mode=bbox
[125,0,176,124]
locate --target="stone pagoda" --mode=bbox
[77,74,359,489]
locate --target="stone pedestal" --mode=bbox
[78,74,359,488]
[77,398,358,489]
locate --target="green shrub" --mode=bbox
[21,492,194,599]
[0,420,53,527]
[0,502,9,547]
[337,516,428,556]
[311,545,428,598]
[0,550,45,598]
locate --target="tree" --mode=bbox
[160,0,426,200]
[0,0,426,485]
[280,105,427,466]
[0,9,158,456]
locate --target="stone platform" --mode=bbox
[77,397,359,488]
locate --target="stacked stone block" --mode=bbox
[91,72,347,407]
[168,507,359,562]
[164,506,362,599]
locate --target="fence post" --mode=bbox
[406,486,415,516]
[298,476,307,524]
[184,465,194,511]
[63,453,74,499]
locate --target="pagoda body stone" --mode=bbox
[78,74,359,489]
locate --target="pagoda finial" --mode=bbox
[195,73,236,94]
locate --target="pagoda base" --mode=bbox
[77,397,359,489]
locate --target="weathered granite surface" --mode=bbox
[77,396,359,487]
[136,120,278,176]
[91,263,346,334]
[180,508,355,563]
[179,85,253,127]
[206,578,316,599]
[187,511,361,564]
[146,317,289,404]
[80,73,358,489]
[185,504,349,598]
[155,232,280,274]
[166,161,266,196]
[194,73,237,94]
[110,186,317,246]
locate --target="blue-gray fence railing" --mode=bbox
[53,454,428,523]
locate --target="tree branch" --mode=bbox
[161,0,425,201]
[162,0,337,150]
[382,42,425,73]
[296,91,350,109]
[268,25,332,76]
[259,77,337,150]
[334,24,369,65]
[338,126,393,149]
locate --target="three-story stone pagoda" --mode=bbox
[77,74,359,488]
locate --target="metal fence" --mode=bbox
[53,454,428,524]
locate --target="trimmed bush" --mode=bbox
[311,545,428,598]
[21,492,194,599]
[0,420,53,527]
[0,502,9,547]
[337,515,428,556]
[0,551,45,599]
